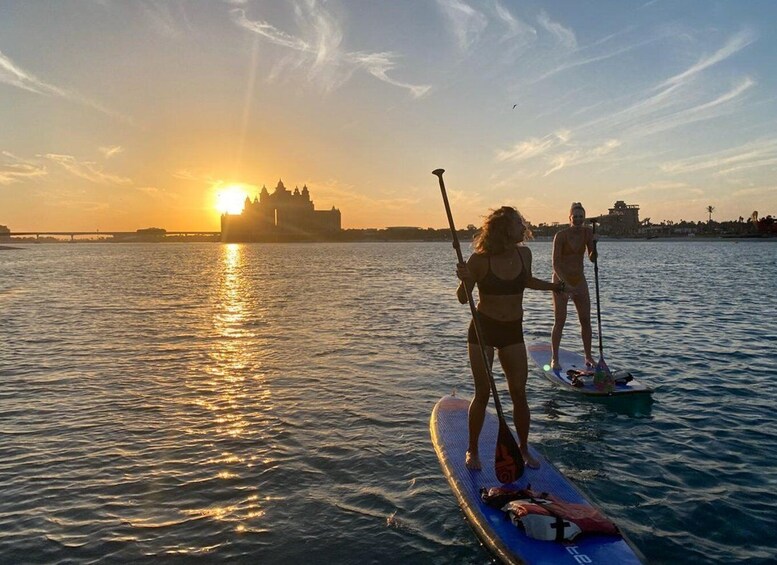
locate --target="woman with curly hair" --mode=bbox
[456,206,564,470]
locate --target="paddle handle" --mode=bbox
[432,169,507,421]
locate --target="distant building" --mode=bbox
[0,225,9,241]
[598,201,640,235]
[136,228,167,241]
[221,180,341,242]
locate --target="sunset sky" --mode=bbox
[2,0,776,231]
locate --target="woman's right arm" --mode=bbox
[456,254,479,304]
[552,232,564,282]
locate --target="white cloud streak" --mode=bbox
[0,151,47,185]
[0,49,69,96]
[529,33,663,86]
[495,130,571,163]
[99,146,124,159]
[661,138,777,176]
[659,29,756,90]
[573,30,757,141]
[43,154,132,185]
[231,4,430,97]
[493,1,536,43]
[543,138,621,176]
[435,0,488,51]
[614,181,688,197]
[0,50,133,124]
[537,11,576,49]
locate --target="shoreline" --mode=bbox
[2,236,775,245]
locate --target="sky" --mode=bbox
[1,0,776,231]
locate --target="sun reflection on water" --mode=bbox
[185,243,274,533]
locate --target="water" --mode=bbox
[1,241,776,564]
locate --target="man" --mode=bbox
[551,202,597,370]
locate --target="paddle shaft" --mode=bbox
[591,220,604,358]
[432,169,508,421]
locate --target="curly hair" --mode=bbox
[473,206,532,255]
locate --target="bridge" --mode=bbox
[6,231,221,241]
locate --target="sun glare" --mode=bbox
[216,185,249,215]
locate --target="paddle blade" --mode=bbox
[594,356,614,393]
[494,418,524,483]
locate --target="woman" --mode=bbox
[550,202,597,371]
[456,206,564,470]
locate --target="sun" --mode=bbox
[215,184,249,215]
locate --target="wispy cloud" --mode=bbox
[660,138,777,176]
[732,186,775,198]
[435,0,488,51]
[625,76,755,139]
[0,49,133,123]
[495,130,571,163]
[529,32,663,86]
[575,30,757,141]
[99,146,123,159]
[0,151,47,185]
[659,28,756,90]
[614,181,688,197]
[495,130,621,176]
[139,0,194,38]
[493,1,536,43]
[537,11,576,49]
[43,154,132,185]
[543,138,621,176]
[0,49,69,96]
[231,4,430,97]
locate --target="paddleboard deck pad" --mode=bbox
[527,343,653,396]
[430,395,643,564]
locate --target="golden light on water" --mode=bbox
[215,184,250,214]
[177,243,271,535]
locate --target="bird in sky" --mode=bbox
[512,104,517,109]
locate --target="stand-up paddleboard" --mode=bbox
[430,395,644,564]
[527,343,653,396]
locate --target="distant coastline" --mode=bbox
[2,232,775,245]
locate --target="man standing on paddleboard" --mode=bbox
[550,202,598,371]
[456,206,564,471]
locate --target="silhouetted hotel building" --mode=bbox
[221,180,341,242]
[597,200,640,236]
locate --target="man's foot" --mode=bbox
[521,449,541,470]
[550,359,562,371]
[465,450,482,471]
[585,357,595,368]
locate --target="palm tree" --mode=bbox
[706,205,715,223]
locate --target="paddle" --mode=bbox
[432,168,523,483]
[591,219,614,393]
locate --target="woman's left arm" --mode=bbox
[523,247,565,292]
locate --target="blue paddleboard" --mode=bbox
[430,395,644,564]
[527,343,653,397]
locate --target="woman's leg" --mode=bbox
[571,285,594,365]
[498,343,540,469]
[551,285,569,369]
[467,341,494,469]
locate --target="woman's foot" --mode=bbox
[521,448,541,470]
[550,359,562,371]
[465,450,482,470]
[585,357,596,368]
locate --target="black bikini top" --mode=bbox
[477,251,530,296]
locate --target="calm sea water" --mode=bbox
[1,241,776,564]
